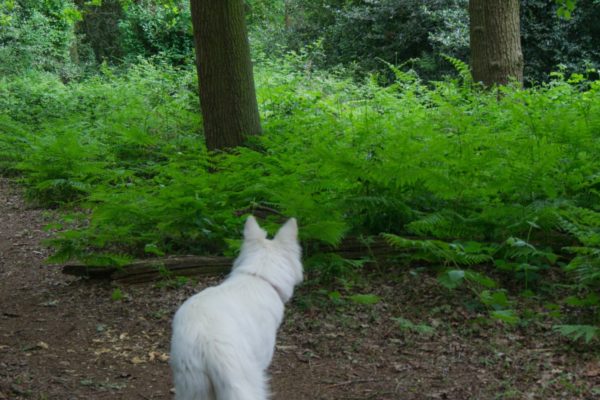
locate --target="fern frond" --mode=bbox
[558,210,600,285]
[376,57,419,83]
[382,233,491,267]
[406,210,478,240]
[442,54,472,84]
[406,212,449,236]
[553,324,599,343]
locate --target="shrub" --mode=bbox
[282,0,470,80]
[0,0,83,78]
[521,0,600,84]
[118,0,194,65]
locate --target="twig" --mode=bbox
[326,378,380,388]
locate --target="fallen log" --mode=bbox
[111,255,233,284]
[62,237,400,283]
[62,264,118,279]
[61,255,233,283]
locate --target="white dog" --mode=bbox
[170,216,303,400]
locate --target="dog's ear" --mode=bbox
[244,216,267,240]
[274,218,298,243]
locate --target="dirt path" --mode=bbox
[1,178,599,400]
[0,179,170,399]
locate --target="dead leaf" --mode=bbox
[24,342,48,351]
[131,356,145,364]
[584,362,600,377]
[94,348,111,356]
[148,351,169,362]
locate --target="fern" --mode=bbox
[2,55,600,345]
[405,210,479,240]
[376,57,420,84]
[558,212,600,286]
[553,325,599,343]
[381,233,492,267]
[392,317,435,335]
[0,112,37,177]
[405,212,450,236]
[442,54,473,84]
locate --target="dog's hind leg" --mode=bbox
[173,369,215,400]
[212,367,269,400]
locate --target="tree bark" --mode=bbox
[469,0,524,87]
[190,0,262,151]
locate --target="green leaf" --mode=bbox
[480,290,511,309]
[392,317,435,335]
[144,243,165,256]
[301,220,347,246]
[437,269,465,289]
[349,294,381,305]
[111,288,123,301]
[555,0,577,20]
[464,270,497,288]
[564,293,600,307]
[328,291,342,302]
[553,324,598,343]
[494,259,514,271]
[516,263,540,272]
[490,310,519,325]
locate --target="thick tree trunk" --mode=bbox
[469,0,524,87]
[190,0,262,151]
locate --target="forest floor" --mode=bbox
[0,178,599,400]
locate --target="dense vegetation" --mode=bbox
[271,0,600,83]
[0,0,599,343]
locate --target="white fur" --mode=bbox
[170,216,303,400]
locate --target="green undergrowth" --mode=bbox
[0,57,599,342]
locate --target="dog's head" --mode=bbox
[233,216,303,301]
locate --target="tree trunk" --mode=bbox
[190,0,262,151]
[74,0,123,63]
[469,0,524,87]
[284,0,292,29]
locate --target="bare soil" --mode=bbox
[1,178,599,400]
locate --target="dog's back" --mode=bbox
[170,217,302,400]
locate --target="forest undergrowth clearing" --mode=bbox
[0,179,599,400]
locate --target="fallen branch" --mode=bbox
[61,237,400,283]
[62,264,117,279]
[61,255,232,283]
[325,378,381,388]
[111,255,232,284]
